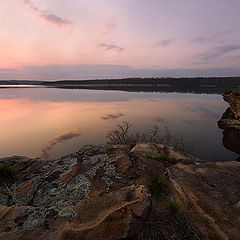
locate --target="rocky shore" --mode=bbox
[0,142,240,240]
[218,90,240,155]
[0,90,240,239]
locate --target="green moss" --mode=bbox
[129,142,136,149]
[146,152,177,166]
[146,153,160,160]
[104,145,115,153]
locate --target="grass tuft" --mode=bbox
[146,153,178,166]
[149,176,169,201]
[0,163,19,183]
[0,163,19,206]
[165,198,181,215]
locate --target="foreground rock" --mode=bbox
[169,160,240,240]
[0,145,166,240]
[218,90,240,155]
[0,143,240,239]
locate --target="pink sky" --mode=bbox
[1,0,240,79]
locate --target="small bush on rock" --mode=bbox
[106,121,188,152]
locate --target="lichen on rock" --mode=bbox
[0,143,239,239]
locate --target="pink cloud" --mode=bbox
[23,0,72,27]
[98,43,124,52]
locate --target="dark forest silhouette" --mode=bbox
[1,77,240,94]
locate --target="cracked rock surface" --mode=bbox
[0,145,154,240]
[0,143,240,239]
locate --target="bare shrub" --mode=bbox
[106,121,188,152]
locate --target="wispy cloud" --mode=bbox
[98,43,124,52]
[155,39,174,47]
[23,0,72,27]
[190,30,231,44]
[42,130,81,158]
[195,44,240,63]
[191,37,208,44]
[101,113,124,120]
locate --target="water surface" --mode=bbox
[0,87,238,161]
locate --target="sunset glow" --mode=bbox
[0,87,230,160]
[1,0,240,79]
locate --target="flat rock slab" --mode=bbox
[169,161,240,240]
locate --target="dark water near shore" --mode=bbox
[0,86,238,161]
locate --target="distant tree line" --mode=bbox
[42,77,240,94]
[1,77,240,94]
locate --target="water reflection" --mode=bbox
[0,87,238,161]
[42,130,82,158]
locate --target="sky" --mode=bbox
[1,0,240,80]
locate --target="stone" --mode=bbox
[235,201,240,210]
[218,90,240,155]
[0,193,9,206]
[0,143,239,239]
[168,160,240,240]
[0,145,152,239]
[58,207,76,218]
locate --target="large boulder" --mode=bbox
[223,90,240,118]
[218,90,240,155]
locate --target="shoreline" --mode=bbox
[0,143,240,239]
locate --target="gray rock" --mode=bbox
[0,193,9,206]
[17,178,44,206]
[58,207,76,218]
[23,210,46,231]
[89,154,108,164]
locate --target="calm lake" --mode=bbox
[0,86,238,161]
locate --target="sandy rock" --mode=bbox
[168,160,240,240]
[235,201,240,210]
[223,91,240,118]
[218,91,240,155]
[131,142,162,155]
[1,143,240,239]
